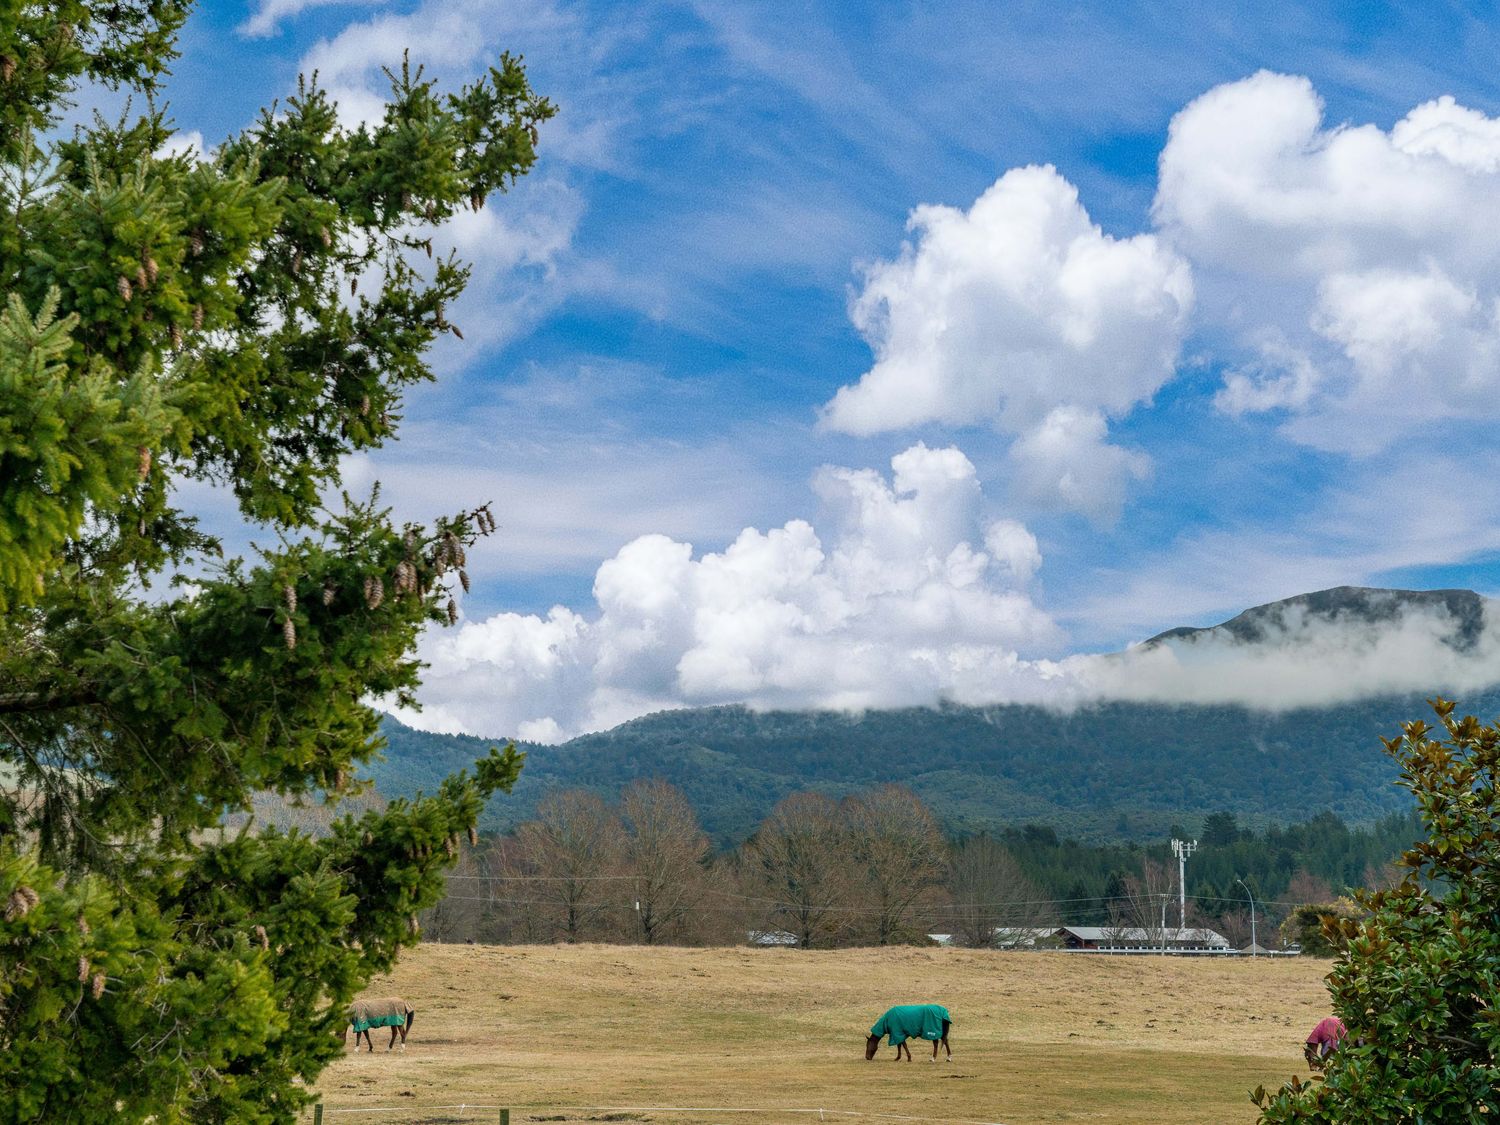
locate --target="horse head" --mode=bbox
[865,1034,881,1060]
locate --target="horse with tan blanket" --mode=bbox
[343,997,415,1052]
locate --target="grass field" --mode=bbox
[307,943,1332,1125]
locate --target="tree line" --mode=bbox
[420,780,1420,949]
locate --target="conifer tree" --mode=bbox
[0,4,552,1120]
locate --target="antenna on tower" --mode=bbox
[1171,838,1199,932]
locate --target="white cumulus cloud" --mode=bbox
[821,164,1192,522]
[1156,71,1500,452]
[393,443,1066,740]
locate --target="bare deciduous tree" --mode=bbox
[745,791,851,948]
[621,779,711,945]
[517,790,627,943]
[1107,857,1174,948]
[945,834,1051,948]
[845,785,947,945]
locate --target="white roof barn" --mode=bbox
[1054,926,1231,953]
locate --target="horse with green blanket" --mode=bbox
[865,1004,952,1062]
[342,997,416,1052]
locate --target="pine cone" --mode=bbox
[459,569,470,594]
[282,617,297,650]
[4,889,31,921]
[291,247,302,276]
[320,226,332,248]
[364,577,384,610]
[283,583,297,613]
[350,276,357,296]
[407,915,420,935]
[322,583,336,606]
[190,232,204,257]
[78,956,90,982]
[193,304,204,330]
[169,323,183,350]
[443,836,456,858]
[467,825,478,847]
[90,972,106,1000]
[77,913,90,936]
[145,255,159,285]
[359,394,370,416]
[137,446,151,481]
[117,275,133,302]
[135,265,148,290]
[446,598,457,625]
[0,56,15,83]
[452,325,464,341]
[254,924,270,950]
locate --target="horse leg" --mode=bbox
[942,1020,952,1060]
[387,1026,398,1051]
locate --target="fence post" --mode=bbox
[499,1110,510,1125]
[313,1106,323,1125]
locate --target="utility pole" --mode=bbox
[1171,838,1198,932]
[1236,877,1257,956]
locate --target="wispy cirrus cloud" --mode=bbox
[239,0,388,39]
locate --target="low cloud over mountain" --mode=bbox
[1075,586,1500,711]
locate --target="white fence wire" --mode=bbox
[307,1102,1011,1124]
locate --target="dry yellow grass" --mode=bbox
[308,943,1333,1125]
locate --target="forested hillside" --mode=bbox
[374,690,1500,843]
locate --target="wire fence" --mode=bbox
[303,1102,1012,1125]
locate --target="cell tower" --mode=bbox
[1171,838,1199,931]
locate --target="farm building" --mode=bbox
[1052,926,1232,954]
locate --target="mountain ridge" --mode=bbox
[370,585,1500,844]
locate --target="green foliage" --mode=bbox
[1278,899,1363,958]
[0,5,546,1121]
[1254,701,1500,1123]
[369,688,1470,846]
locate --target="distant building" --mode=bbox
[993,926,1065,949]
[1052,926,1232,954]
[747,929,798,947]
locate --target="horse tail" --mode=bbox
[404,1006,415,1034]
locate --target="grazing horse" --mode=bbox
[1304,1015,1347,1069]
[342,997,416,1052]
[865,1003,952,1062]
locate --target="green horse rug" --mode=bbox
[344,997,415,1052]
[866,1003,953,1062]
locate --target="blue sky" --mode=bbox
[168,1,1500,737]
